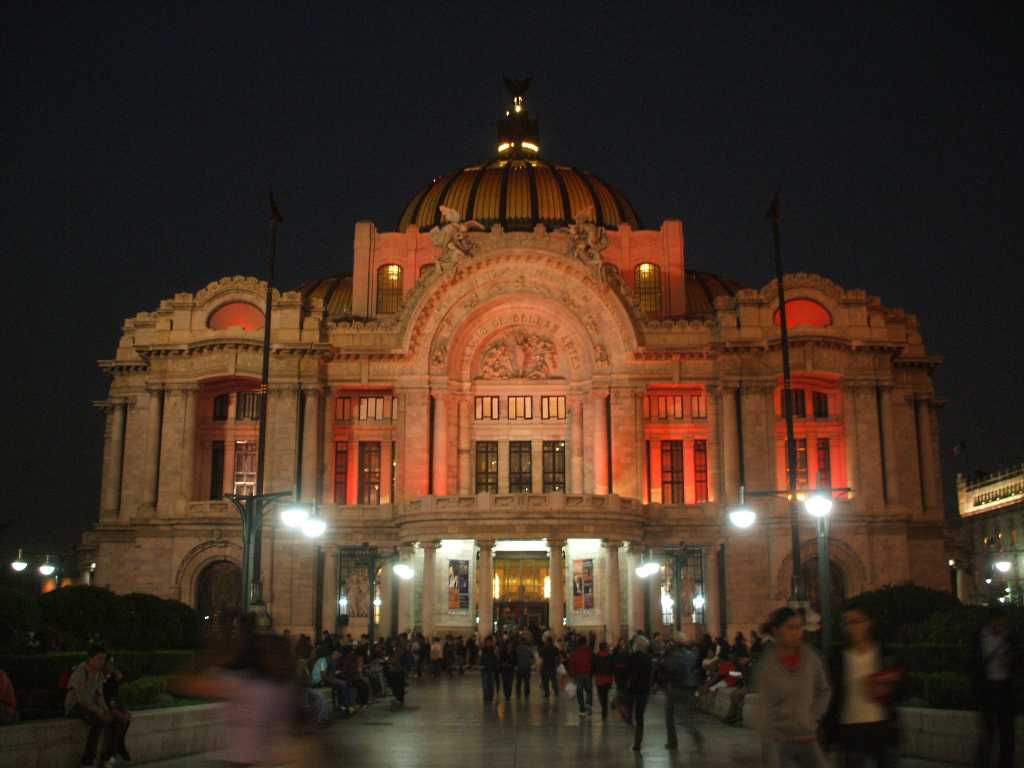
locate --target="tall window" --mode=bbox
[210,441,225,500]
[334,442,349,504]
[213,394,229,421]
[816,438,832,488]
[812,391,829,419]
[358,442,381,505]
[236,392,262,421]
[376,264,403,314]
[475,441,499,493]
[661,441,684,503]
[233,441,257,496]
[475,396,499,420]
[509,441,532,493]
[540,395,565,420]
[635,262,662,313]
[690,393,707,419]
[335,396,352,420]
[646,394,683,419]
[786,438,809,489]
[508,396,533,420]
[358,395,394,421]
[785,389,807,418]
[543,441,566,492]
[693,440,709,503]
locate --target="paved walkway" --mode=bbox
[145,673,958,767]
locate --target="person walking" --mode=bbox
[593,641,614,719]
[568,636,594,716]
[753,607,831,768]
[972,605,1019,768]
[659,630,704,752]
[626,635,654,751]
[479,636,498,703]
[498,637,516,701]
[539,635,560,699]
[823,601,904,767]
[514,634,534,698]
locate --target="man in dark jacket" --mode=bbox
[514,635,534,698]
[972,606,1019,768]
[568,636,594,715]
[539,636,560,698]
[658,631,703,752]
[479,636,498,703]
[627,635,654,751]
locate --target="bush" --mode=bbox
[114,594,202,650]
[907,671,975,710]
[118,675,168,708]
[839,584,960,642]
[0,650,197,693]
[0,587,42,652]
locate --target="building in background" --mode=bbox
[954,465,1024,606]
[79,85,950,640]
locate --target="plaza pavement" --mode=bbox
[143,673,960,767]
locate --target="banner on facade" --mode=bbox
[572,558,594,610]
[447,559,470,611]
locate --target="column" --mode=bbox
[740,384,773,492]
[853,384,884,510]
[321,548,339,635]
[569,396,584,493]
[720,385,739,503]
[532,441,544,494]
[477,540,494,638]
[592,392,609,495]
[703,545,721,637]
[610,388,642,499]
[100,401,126,521]
[498,439,510,493]
[649,439,662,504]
[397,545,415,634]
[156,387,184,516]
[299,387,321,501]
[842,385,861,512]
[380,441,394,504]
[705,387,720,503]
[627,542,645,637]
[878,385,901,505]
[420,541,437,639]
[915,397,940,516]
[457,396,472,495]
[140,386,163,514]
[179,386,199,506]
[603,540,621,644]
[432,393,448,495]
[548,538,565,632]
[378,562,393,638]
[401,389,430,499]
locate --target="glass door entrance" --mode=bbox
[493,554,550,634]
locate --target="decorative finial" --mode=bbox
[497,77,539,156]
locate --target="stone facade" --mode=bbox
[80,100,950,640]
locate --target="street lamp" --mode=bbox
[10,549,27,572]
[995,560,1012,574]
[392,563,415,580]
[727,487,757,529]
[38,556,55,577]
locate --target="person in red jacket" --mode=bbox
[568,636,594,716]
[0,668,17,725]
[592,642,615,719]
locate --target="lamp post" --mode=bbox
[8,549,68,589]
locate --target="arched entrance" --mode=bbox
[196,560,242,636]
[800,558,846,615]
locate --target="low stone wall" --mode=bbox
[0,703,227,768]
[736,693,1024,766]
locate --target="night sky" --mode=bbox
[3,4,1022,558]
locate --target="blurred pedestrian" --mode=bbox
[627,635,654,751]
[568,635,593,716]
[753,608,831,768]
[659,630,703,752]
[824,601,904,767]
[593,641,614,719]
[480,636,497,703]
[972,606,1018,768]
[0,668,16,725]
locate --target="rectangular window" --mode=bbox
[474,396,500,420]
[660,440,684,504]
[210,441,225,500]
[358,442,381,504]
[540,395,566,420]
[475,441,499,493]
[542,441,566,492]
[509,441,532,493]
[812,391,829,419]
[507,396,533,420]
[213,394,229,421]
[233,440,257,496]
[690,394,707,420]
[235,392,262,421]
[786,389,806,418]
[335,396,352,420]
[649,395,684,420]
[693,440,709,503]
[334,442,349,504]
[786,438,809,489]
[358,396,392,421]
[816,438,832,489]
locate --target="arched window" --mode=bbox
[635,263,661,314]
[376,264,403,314]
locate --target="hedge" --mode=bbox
[118,675,169,708]
[0,650,197,692]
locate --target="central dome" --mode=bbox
[398,80,640,232]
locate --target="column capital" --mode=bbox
[419,540,439,551]
[475,539,495,550]
[145,382,166,394]
[301,383,326,395]
[546,537,566,549]
[601,538,623,550]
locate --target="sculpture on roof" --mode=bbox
[560,206,608,265]
[429,205,486,273]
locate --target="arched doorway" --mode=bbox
[800,558,846,616]
[196,560,242,637]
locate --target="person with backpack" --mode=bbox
[592,641,615,719]
[658,631,704,752]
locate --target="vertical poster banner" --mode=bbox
[572,558,595,610]
[448,559,470,611]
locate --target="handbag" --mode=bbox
[565,680,577,697]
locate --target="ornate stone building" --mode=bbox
[81,87,949,641]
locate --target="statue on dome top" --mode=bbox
[429,205,486,273]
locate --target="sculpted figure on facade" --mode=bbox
[520,332,557,379]
[429,205,486,273]
[479,340,517,379]
[478,331,559,379]
[561,206,608,265]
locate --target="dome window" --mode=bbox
[773,299,832,329]
[376,264,403,314]
[635,263,662,314]
[207,302,264,331]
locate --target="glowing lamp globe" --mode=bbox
[729,507,756,529]
[392,563,415,580]
[804,493,833,518]
[301,517,326,538]
[38,561,55,577]
[280,505,309,528]
[635,561,660,579]
[11,549,27,572]
[995,560,1012,574]
[692,594,706,611]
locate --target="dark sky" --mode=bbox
[3,3,1022,558]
